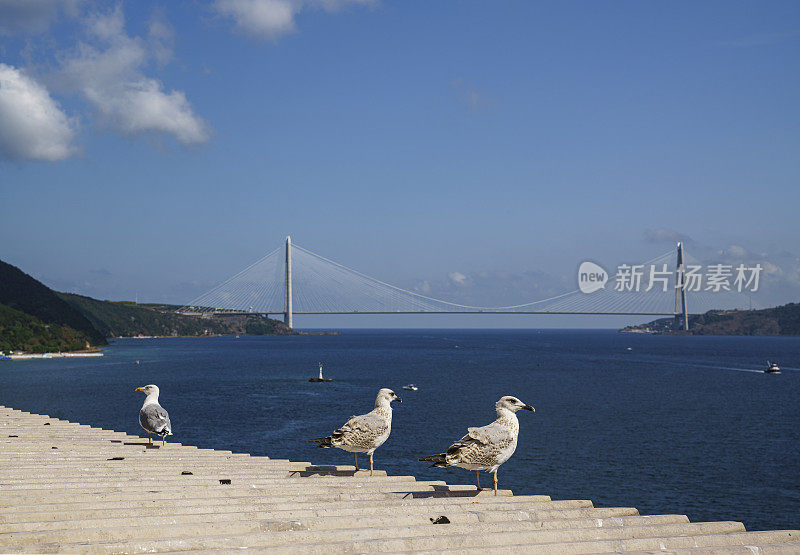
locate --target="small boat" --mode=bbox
[309,362,332,382]
[764,361,781,374]
[403,384,418,391]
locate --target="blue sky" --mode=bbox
[1,1,799,328]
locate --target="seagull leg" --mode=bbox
[354,452,359,471]
[475,470,481,490]
[369,453,374,477]
[493,469,498,496]
[162,434,166,446]
[147,432,151,445]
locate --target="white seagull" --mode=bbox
[135,384,173,446]
[420,395,534,495]
[309,388,401,476]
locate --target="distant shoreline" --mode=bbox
[111,331,339,339]
[620,302,800,336]
[4,350,103,360]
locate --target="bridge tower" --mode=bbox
[674,242,689,331]
[284,236,293,328]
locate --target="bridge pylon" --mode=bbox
[284,236,292,328]
[674,241,689,331]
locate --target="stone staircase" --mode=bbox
[1,405,797,553]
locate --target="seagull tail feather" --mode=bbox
[309,436,334,448]
[418,453,448,468]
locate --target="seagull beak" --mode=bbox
[135,387,144,392]
[523,405,535,412]
[395,396,403,403]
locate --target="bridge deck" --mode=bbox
[198,311,685,315]
[1,406,797,553]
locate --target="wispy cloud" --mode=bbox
[448,271,469,286]
[0,63,77,162]
[411,269,566,308]
[147,8,175,67]
[643,229,800,305]
[54,5,210,145]
[214,0,374,41]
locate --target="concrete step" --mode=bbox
[1,502,615,527]
[0,473,415,487]
[0,463,365,473]
[0,469,383,480]
[0,497,586,520]
[0,461,331,470]
[623,548,800,555]
[414,530,800,554]
[2,405,794,553]
[0,480,462,498]
[0,518,734,548]
[5,521,752,553]
[0,461,333,471]
[3,473,494,496]
[3,451,251,458]
[0,486,514,506]
[0,512,688,538]
[0,460,367,470]
[0,480,440,495]
[285,521,749,552]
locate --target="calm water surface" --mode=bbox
[1,330,798,531]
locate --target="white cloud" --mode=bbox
[0,63,76,162]
[415,280,431,294]
[726,245,747,258]
[448,272,468,286]
[0,0,79,36]
[409,269,565,309]
[214,0,373,41]
[56,6,210,145]
[147,9,175,66]
[762,261,782,276]
[215,0,296,39]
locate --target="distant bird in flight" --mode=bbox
[420,395,534,495]
[135,384,172,446]
[309,388,401,476]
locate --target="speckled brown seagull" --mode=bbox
[419,395,534,495]
[309,388,401,476]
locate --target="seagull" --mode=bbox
[135,384,172,446]
[309,388,401,476]
[419,395,534,495]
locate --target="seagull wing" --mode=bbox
[140,403,171,435]
[464,421,513,445]
[331,412,388,449]
[444,420,514,468]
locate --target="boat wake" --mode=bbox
[688,363,769,374]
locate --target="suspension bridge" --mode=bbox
[180,237,754,329]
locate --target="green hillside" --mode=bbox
[0,303,96,353]
[0,259,106,347]
[621,302,800,335]
[0,258,293,352]
[59,293,294,337]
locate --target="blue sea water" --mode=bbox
[1,330,798,532]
